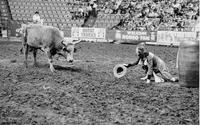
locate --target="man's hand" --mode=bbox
[123,63,133,68]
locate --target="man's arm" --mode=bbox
[125,56,141,68]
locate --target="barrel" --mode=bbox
[178,38,199,87]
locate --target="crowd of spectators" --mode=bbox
[100,0,199,31]
[71,0,98,21]
[71,0,199,31]
[71,0,99,27]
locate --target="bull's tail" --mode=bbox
[23,26,28,45]
[20,26,28,54]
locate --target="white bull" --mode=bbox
[21,24,80,72]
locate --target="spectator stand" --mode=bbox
[0,0,11,38]
[1,0,199,43]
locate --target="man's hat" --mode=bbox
[113,64,127,78]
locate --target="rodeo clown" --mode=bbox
[125,42,178,83]
[114,42,156,81]
[114,42,178,83]
[123,42,162,83]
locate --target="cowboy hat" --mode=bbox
[113,64,128,78]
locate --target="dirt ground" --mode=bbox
[0,41,199,125]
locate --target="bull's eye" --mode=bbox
[63,48,67,51]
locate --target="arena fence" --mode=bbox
[70,27,198,46]
[1,25,199,46]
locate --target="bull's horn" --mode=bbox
[113,64,128,78]
[71,39,81,44]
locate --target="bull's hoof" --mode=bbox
[50,66,56,73]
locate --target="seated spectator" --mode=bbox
[33,11,42,24]
[81,1,98,27]
[72,7,87,20]
[98,0,199,31]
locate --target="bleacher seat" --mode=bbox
[6,0,195,31]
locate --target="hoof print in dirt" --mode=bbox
[10,59,17,63]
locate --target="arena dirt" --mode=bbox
[0,41,198,125]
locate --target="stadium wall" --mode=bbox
[70,27,198,46]
[2,25,198,46]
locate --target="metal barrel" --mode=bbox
[178,38,199,87]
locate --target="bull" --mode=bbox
[21,24,80,72]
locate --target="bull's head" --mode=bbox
[59,39,81,63]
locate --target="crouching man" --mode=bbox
[141,51,179,83]
[125,42,148,73]
[124,42,178,83]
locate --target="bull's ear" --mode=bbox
[62,38,72,46]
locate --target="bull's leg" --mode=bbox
[47,54,55,72]
[21,33,26,54]
[33,48,38,67]
[24,44,29,68]
[44,48,55,72]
